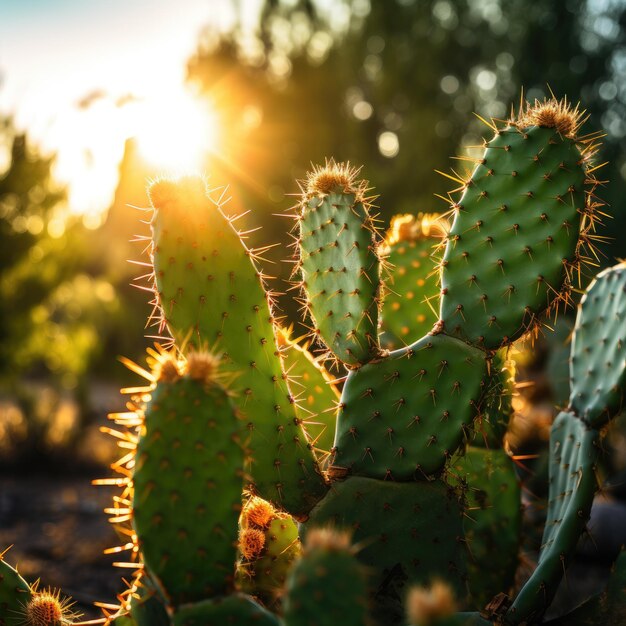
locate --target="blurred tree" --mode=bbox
[187,0,626,275]
[0,120,119,466]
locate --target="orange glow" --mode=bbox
[132,91,220,173]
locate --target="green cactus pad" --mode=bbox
[283,529,369,626]
[0,556,32,624]
[569,262,626,428]
[507,410,599,624]
[332,333,489,480]
[304,475,467,610]
[276,326,339,457]
[237,513,301,608]
[132,358,243,607]
[148,176,326,517]
[380,214,445,350]
[172,593,281,626]
[296,163,382,366]
[440,103,594,350]
[451,447,521,609]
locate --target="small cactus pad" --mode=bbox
[172,593,281,626]
[296,162,382,366]
[451,447,521,609]
[237,497,301,609]
[0,555,32,624]
[381,213,446,349]
[507,410,599,624]
[569,262,626,427]
[332,334,489,479]
[276,326,340,457]
[132,354,244,606]
[304,476,467,610]
[283,529,369,626]
[440,99,598,350]
[148,176,326,516]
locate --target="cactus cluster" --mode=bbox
[3,95,626,626]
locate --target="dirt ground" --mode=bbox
[0,474,130,620]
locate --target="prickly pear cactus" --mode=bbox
[294,162,382,366]
[236,495,301,609]
[147,177,327,517]
[439,99,597,349]
[507,265,626,624]
[296,98,600,623]
[0,554,32,623]
[131,350,245,607]
[275,326,340,458]
[283,529,369,626]
[381,213,446,349]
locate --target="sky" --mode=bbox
[0,0,243,225]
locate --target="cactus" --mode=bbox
[96,94,609,626]
[147,177,327,517]
[294,162,382,366]
[275,326,340,459]
[0,554,32,623]
[283,529,369,626]
[506,263,626,624]
[380,213,447,350]
[130,350,245,607]
[236,495,301,608]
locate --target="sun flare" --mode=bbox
[133,90,220,173]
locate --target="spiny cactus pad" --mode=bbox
[507,410,599,624]
[276,326,339,457]
[237,503,301,608]
[381,213,445,349]
[172,593,281,626]
[148,176,327,516]
[304,476,467,607]
[451,447,521,609]
[132,355,244,606]
[440,101,597,350]
[332,334,488,479]
[283,529,369,626]
[569,262,626,427]
[0,555,32,624]
[296,163,382,366]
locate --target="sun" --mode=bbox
[133,89,220,172]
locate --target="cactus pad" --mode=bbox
[304,475,467,610]
[380,213,446,349]
[507,410,599,624]
[0,555,31,624]
[132,353,243,607]
[451,447,521,609]
[276,326,339,457]
[148,176,326,516]
[332,334,489,480]
[172,593,281,626]
[237,496,301,608]
[283,529,369,626]
[440,99,598,350]
[296,162,382,366]
[569,262,626,427]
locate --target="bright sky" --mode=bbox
[0,0,244,226]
